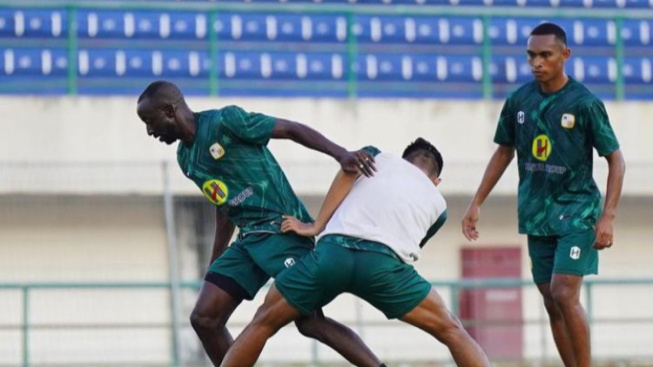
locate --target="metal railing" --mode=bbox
[2,278,653,367]
[0,0,652,99]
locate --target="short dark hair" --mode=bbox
[402,137,443,177]
[530,22,567,47]
[138,80,182,103]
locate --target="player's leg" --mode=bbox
[190,281,242,366]
[400,288,491,367]
[253,235,383,367]
[191,239,270,366]
[529,235,577,367]
[536,283,577,367]
[220,284,301,367]
[549,230,599,367]
[294,309,382,367]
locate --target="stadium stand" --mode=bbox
[0,4,651,98]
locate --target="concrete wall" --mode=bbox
[0,97,650,195]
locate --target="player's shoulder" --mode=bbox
[509,81,539,101]
[569,79,604,109]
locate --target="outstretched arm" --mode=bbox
[461,145,515,241]
[594,149,626,250]
[209,208,236,265]
[272,119,376,177]
[282,169,359,237]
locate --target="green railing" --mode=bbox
[2,277,653,367]
[1,0,652,99]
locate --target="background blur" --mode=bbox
[0,0,652,366]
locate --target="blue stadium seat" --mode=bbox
[370,54,483,82]
[490,18,615,46]
[0,9,66,39]
[221,51,345,80]
[0,48,68,77]
[621,20,652,47]
[353,16,483,45]
[623,57,653,84]
[491,56,532,84]
[569,56,616,83]
[575,19,616,46]
[77,49,210,78]
[490,18,541,45]
[78,10,206,40]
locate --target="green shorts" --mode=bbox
[528,229,598,284]
[276,235,431,319]
[206,232,314,300]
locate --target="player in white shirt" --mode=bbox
[220,138,491,367]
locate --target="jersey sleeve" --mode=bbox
[493,97,516,146]
[221,105,276,145]
[585,100,620,157]
[362,145,382,157]
[419,210,447,248]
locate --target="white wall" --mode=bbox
[0,97,650,195]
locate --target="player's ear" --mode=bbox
[163,103,175,118]
[562,46,571,60]
[432,177,442,186]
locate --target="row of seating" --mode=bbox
[29,0,653,9]
[1,10,651,46]
[2,48,650,84]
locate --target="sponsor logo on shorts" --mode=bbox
[209,143,225,160]
[284,258,296,268]
[561,113,575,129]
[570,246,581,260]
[202,179,229,206]
[517,111,525,124]
[532,135,552,162]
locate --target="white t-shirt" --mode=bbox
[319,152,447,263]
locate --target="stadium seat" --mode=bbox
[0,48,68,77]
[221,51,345,80]
[491,55,532,84]
[623,57,653,84]
[77,10,205,40]
[621,20,652,47]
[0,9,66,39]
[353,15,483,45]
[77,49,210,78]
[569,56,616,83]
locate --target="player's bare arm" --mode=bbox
[282,169,359,237]
[462,144,515,241]
[594,149,626,250]
[271,119,376,177]
[209,208,236,265]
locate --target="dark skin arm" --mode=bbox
[272,119,376,177]
[462,145,516,241]
[594,149,625,250]
[209,207,236,265]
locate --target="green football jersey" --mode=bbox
[494,78,620,236]
[177,105,312,234]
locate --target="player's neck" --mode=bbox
[539,73,569,94]
[179,110,197,144]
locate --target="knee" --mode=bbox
[550,284,577,308]
[542,294,560,315]
[294,316,323,339]
[190,307,226,332]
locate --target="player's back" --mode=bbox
[321,152,446,262]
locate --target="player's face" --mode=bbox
[137,99,180,145]
[527,35,570,83]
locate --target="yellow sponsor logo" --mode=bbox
[202,179,229,206]
[532,135,552,162]
[561,113,575,129]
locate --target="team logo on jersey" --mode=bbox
[284,257,296,268]
[532,135,552,162]
[209,143,225,160]
[570,246,581,260]
[202,179,229,206]
[561,114,575,129]
[517,111,525,124]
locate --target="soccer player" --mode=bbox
[136,81,384,367]
[219,139,492,367]
[461,23,626,367]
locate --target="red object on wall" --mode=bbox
[459,247,523,360]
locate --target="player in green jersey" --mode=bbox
[461,23,626,367]
[136,81,382,367]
